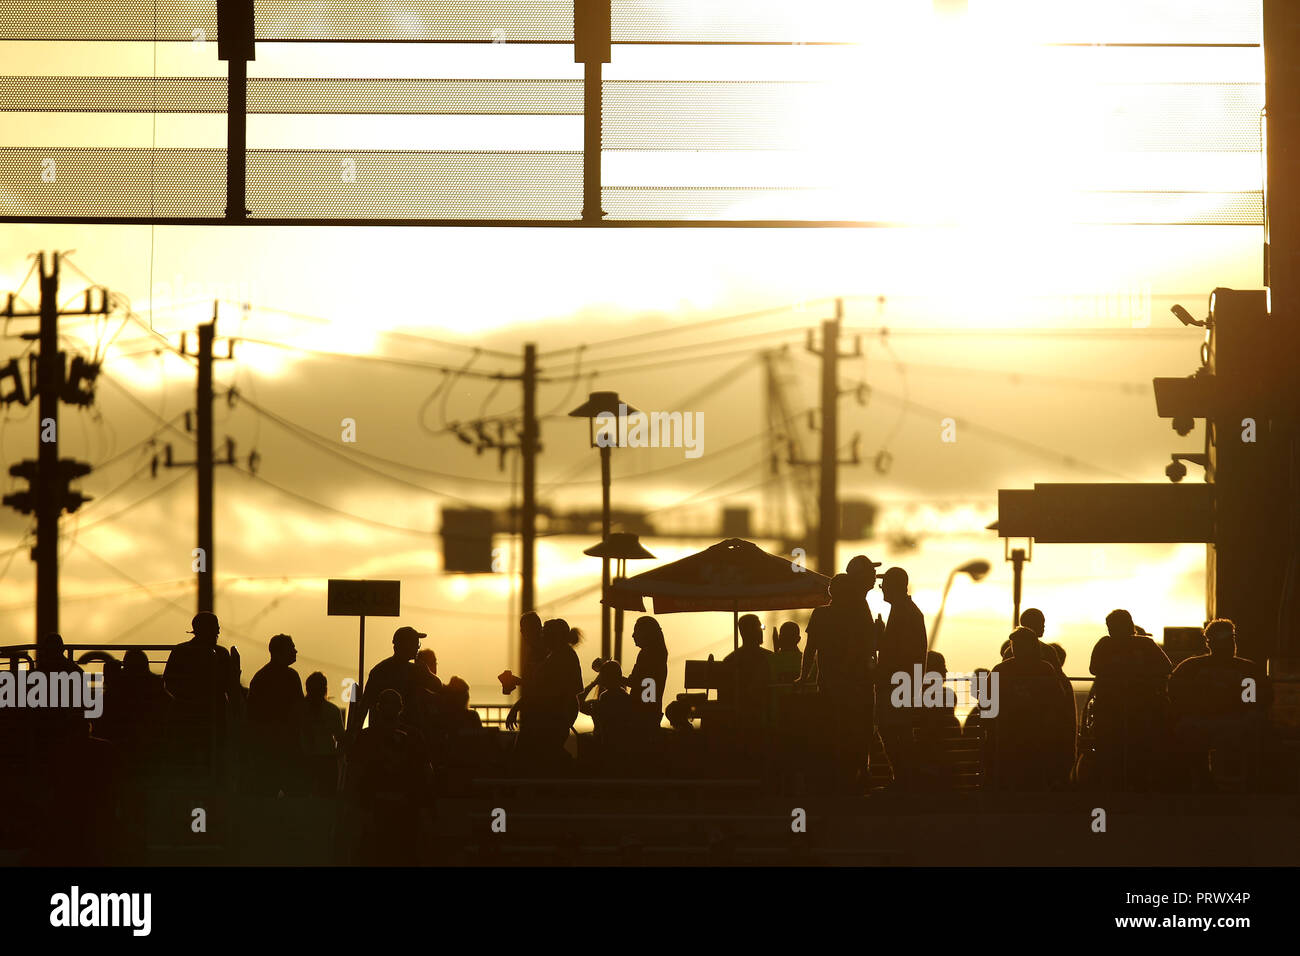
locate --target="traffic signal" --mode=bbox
[3,458,94,516]
[3,459,38,514]
[441,508,496,573]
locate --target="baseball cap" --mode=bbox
[393,625,427,643]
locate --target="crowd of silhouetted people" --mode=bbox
[0,551,1277,861]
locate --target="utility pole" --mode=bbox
[2,252,106,641]
[163,305,236,613]
[520,343,538,647]
[803,299,862,574]
[196,320,215,611]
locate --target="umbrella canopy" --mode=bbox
[605,538,832,614]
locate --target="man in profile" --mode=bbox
[354,625,424,733]
[877,567,927,789]
[246,633,305,795]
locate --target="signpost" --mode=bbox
[326,579,400,713]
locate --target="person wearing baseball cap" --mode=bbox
[353,624,426,732]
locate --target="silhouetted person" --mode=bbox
[346,688,430,864]
[163,612,239,775]
[579,659,638,773]
[990,628,1072,790]
[403,647,445,759]
[722,614,776,738]
[107,649,169,774]
[246,633,305,795]
[1088,608,1172,790]
[440,676,481,733]
[511,618,583,771]
[800,574,873,791]
[1169,619,1266,788]
[502,611,543,726]
[1018,608,1077,784]
[772,622,803,684]
[627,615,669,738]
[915,651,961,789]
[301,671,344,797]
[664,699,703,777]
[355,625,424,733]
[877,567,927,789]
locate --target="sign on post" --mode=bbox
[327,579,400,722]
[327,578,400,617]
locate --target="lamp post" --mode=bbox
[1004,537,1032,628]
[929,558,992,650]
[584,532,655,662]
[569,391,639,660]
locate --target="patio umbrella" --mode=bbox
[604,537,833,650]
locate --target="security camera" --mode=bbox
[1171,304,1207,328]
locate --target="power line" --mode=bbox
[232,465,441,536]
[234,336,517,377]
[539,300,831,358]
[215,299,520,360]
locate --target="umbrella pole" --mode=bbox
[733,604,739,652]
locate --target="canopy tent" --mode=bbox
[604,538,833,650]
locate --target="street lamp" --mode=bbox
[584,532,655,663]
[929,558,991,650]
[569,390,640,660]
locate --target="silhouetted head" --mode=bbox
[374,688,403,729]
[1204,618,1236,658]
[122,648,151,677]
[926,650,948,676]
[415,647,438,676]
[268,633,296,666]
[542,618,581,652]
[632,616,666,654]
[776,621,801,652]
[1105,609,1135,639]
[846,554,881,595]
[36,632,66,667]
[597,659,625,691]
[1049,642,1067,667]
[520,611,541,641]
[828,573,854,604]
[880,567,909,603]
[1019,608,1045,638]
[446,675,471,709]
[1009,626,1040,660]
[665,699,691,729]
[999,638,1013,660]
[305,671,328,700]
[737,614,763,648]
[189,612,220,646]
[392,625,424,661]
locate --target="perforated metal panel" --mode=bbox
[0,0,1267,225]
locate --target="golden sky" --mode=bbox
[0,0,1270,695]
